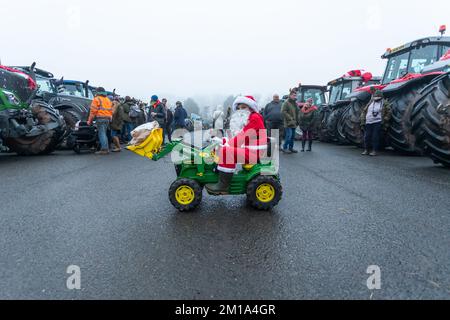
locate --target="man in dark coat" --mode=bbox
[264,94,284,145]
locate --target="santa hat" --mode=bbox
[232,96,259,112]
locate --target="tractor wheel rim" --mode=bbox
[175,186,195,205]
[256,184,275,203]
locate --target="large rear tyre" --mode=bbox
[410,74,450,167]
[318,109,333,142]
[387,83,427,154]
[169,179,203,212]
[325,108,342,143]
[5,103,65,156]
[59,110,81,149]
[342,99,368,147]
[337,105,351,145]
[246,176,282,211]
[5,131,58,156]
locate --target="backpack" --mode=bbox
[129,104,141,118]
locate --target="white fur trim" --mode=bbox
[233,96,259,112]
[217,166,236,173]
[244,145,268,150]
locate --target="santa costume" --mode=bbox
[206,96,267,195]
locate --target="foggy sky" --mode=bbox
[1,0,449,105]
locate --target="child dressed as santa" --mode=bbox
[206,96,267,195]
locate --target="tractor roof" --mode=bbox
[9,66,54,79]
[298,85,327,91]
[327,76,362,86]
[63,80,88,85]
[382,36,450,59]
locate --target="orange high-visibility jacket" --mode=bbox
[88,96,113,122]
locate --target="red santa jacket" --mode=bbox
[229,112,267,150]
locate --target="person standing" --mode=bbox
[148,95,167,142]
[110,98,125,152]
[264,94,284,145]
[173,101,188,130]
[166,106,174,142]
[87,87,113,155]
[360,90,392,156]
[298,98,319,152]
[120,96,134,143]
[129,99,143,129]
[281,90,299,154]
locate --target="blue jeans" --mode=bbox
[122,122,133,142]
[283,128,296,150]
[96,119,110,151]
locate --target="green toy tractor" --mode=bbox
[128,130,283,212]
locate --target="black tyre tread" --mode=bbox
[246,175,283,211]
[61,110,81,130]
[387,83,427,154]
[410,75,450,167]
[5,103,64,155]
[337,105,351,145]
[59,110,81,149]
[318,109,333,142]
[342,99,367,146]
[169,179,203,212]
[5,131,56,155]
[325,107,346,143]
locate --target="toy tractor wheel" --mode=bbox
[169,179,203,212]
[246,176,282,211]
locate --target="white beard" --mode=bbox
[229,109,251,137]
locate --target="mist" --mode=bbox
[1,0,449,110]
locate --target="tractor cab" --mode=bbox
[56,80,95,100]
[327,73,379,108]
[0,66,37,110]
[296,85,327,109]
[354,33,450,96]
[9,66,57,101]
[382,36,450,85]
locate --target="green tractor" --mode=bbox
[0,64,65,155]
[127,130,283,212]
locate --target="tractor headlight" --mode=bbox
[2,90,20,106]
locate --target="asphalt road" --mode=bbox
[1,142,450,300]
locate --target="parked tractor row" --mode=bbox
[0,63,118,155]
[295,26,450,167]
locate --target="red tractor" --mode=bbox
[407,49,450,166]
[342,26,450,152]
[319,70,379,143]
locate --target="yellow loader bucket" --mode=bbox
[126,128,164,159]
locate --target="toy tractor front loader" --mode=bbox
[127,130,283,212]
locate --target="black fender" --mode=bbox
[419,71,450,94]
[50,99,89,119]
[382,73,443,97]
[346,90,371,103]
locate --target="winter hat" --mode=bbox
[96,87,107,96]
[232,96,259,112]
[373,90,384,99]
[151,95,158,102]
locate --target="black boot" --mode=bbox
[307,140,313,152]
[205,171,234,195]
[301,140,306,152]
